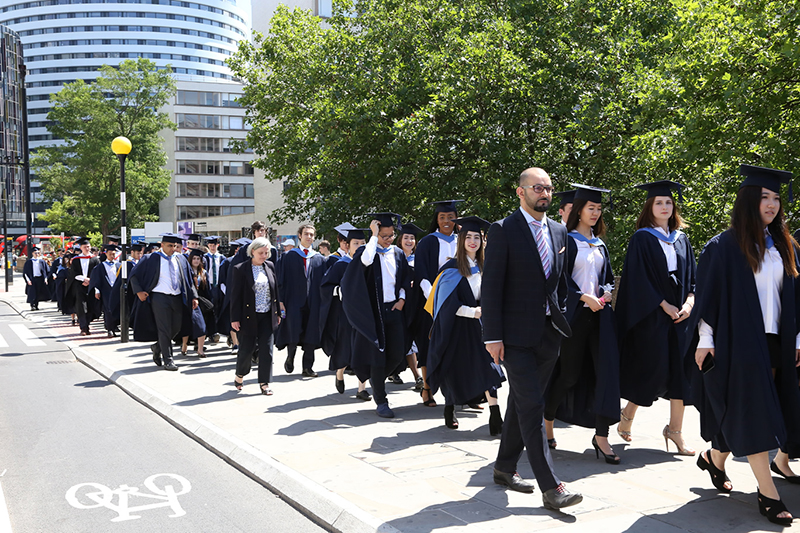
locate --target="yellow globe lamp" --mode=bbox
[111,136,132,155]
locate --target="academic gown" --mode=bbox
[426,260,503,405]
[55,265,73,314]
[616,229,696,406]
[88,262,121,332]
[23,258,48,305]
[687,229,800,457]
[274,248,325,350]
[546,236,621,428]
[341,245,411,381]
[318,255,354,371]
[49,258,61,302]
[129,252,197,343]
[413,233,453,367]
[70,256,103,323]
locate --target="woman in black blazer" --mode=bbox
[229,237,281,395]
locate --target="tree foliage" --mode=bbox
[33,58,176,239]
[230,0,800,268]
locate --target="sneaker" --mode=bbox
[231,344,239,354]
[414,377,424,391]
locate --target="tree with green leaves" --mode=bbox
[33,58,176,239]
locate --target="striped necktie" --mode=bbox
[531,218,551,278]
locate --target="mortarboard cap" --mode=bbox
[430,200,464,213]
[103,244,119,252]
[570,184,610,204]
[205,235,221,244]
[635,180,685,202]
[398,222,423,236]
[554,190,576,208]
[281,238,295,247]
[106,235,121,242]
[367,212,401,229]
[130,243,144,252]
[186,233,203,242]
[453,216,491,233]
[233,237,252,247]
[740,164,793,201]
[346,228,368,242]
[159,233,185,244]
[334,222,356,239]
[188,248,205,260]
[76,237,91,246]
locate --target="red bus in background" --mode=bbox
[0,235,70,256]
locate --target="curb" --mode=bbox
[0,296,400,533]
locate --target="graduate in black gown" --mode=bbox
[56,253,76,322]
[616,181,697,456]
[553,190,575,226]
[342,213,411,418]
[427,216,504,434]
[203,236,224,343]
[70,237,102,335]
[690,165,800,526]
[48,250,64,304]
[414,200,462,407]
[543,185,621,464]
[181,248,212,358]
[88,244,121,337]
[23,247,49,311]
[318,227,370,399]
[219,238,248,353]
[395,222,424,389]
[275,223,325,377]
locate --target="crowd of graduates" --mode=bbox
[21,163,800,521]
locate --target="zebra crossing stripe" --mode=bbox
[8,324,46,347]
[0,333,7,348]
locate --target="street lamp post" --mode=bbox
[111,136,132,343]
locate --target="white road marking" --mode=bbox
[0,334,7,348]
[7,324,45,347]
[0,481,14,533]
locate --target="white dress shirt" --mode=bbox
[152,253,181,295]
[456,257,481,318]
[76,257,91,281]
[698,240,800,349]
[361,236,406,303]
[420,234,458,298]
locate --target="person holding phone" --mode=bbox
[690,165,800,526]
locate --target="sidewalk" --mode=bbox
[0,273,789,532]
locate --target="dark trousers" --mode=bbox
[151,293,183,363]
[544,308,609,437]
[287,304,315,370]
[495,322,562,492]
[237,313,274,384]
[370,302,406,406]
[74,286,90,333]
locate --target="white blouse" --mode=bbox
[456,257,481,319]
[698,238,800,349]
[654,226,678,271]
[571,235,612,305]
[420,235,458,298]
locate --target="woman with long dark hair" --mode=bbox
[690,165,800,525]
[427,216,504,434]
[413,200,462,407]
[396,222,424,389]
[183,248,212,358]
[544,185,621,464]
[616,181,697,456]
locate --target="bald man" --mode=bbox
[482,167,582,510]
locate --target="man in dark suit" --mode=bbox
[71,237,101,335]
[482,167,582,510]
[129,233,199,371]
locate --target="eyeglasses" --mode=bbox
[520,184,554,194]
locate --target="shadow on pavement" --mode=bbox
[74,379,112,388]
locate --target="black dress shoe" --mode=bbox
[493,469,534,493]
[336,378,345,394]
[355,390,372,401]
[151,344,163,367]
[542,483,582,510]
[163,361,178,371]
[284,357,294,374]
[302,368,318,378]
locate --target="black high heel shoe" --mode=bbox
[771,460,800,484]
[421,387,437,407]
[696,449,732,493]
[444,405,458,429]
[758,488,793,525]
[592,435,620,465]
[489,405,503,436]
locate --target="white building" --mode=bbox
[0,0,331,244]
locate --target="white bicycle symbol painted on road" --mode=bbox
[65,473,191,522]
